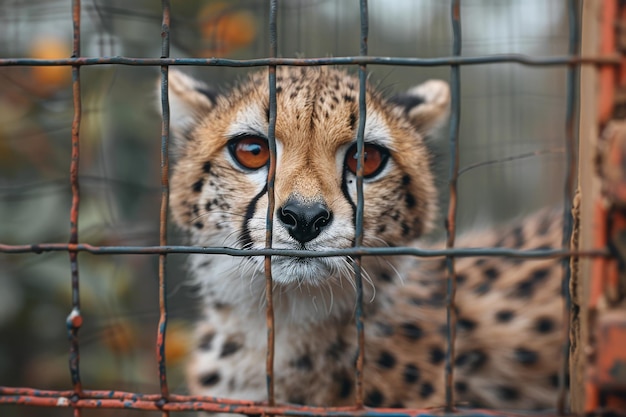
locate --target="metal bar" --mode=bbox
[0,54,618,68]
[0,387,260,404]
[0,242,607,258]
[558,1,581,414]
[1,392,612,417]
[444,0,461,410]
[67,3,83,416]
[156,0,171,412]
[265,0,278,408]
[353,0,369,408]
[16,385,617,415]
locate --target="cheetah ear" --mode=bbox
[157,70,218,139]
[389,80,450,135]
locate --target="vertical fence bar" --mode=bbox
[444,0,461,411]
[157,0,172,412]
[67,1,83,416]
[265,0,278,407]
[353,0,368,408]
[559,0,581,414]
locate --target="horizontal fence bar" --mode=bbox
[0,54,619,68]
[0,391,585,417]
[0,388,253,403]
[0,242,607,258]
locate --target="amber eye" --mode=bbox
[228,136,270,170]
[345,143,389,178]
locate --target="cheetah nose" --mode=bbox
[278,200,333,244]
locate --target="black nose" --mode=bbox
[278,200,333,244]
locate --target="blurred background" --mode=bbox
[0,0,569,416]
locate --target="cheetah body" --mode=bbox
[164,67,564,410]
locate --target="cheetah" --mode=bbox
[163,66,565,410]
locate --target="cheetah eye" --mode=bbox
[345,143,389,178]
[228,136,270,170]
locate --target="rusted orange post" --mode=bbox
[584,0,626,411]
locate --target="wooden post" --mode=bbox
[571,0,602,412]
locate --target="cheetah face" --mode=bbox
[165,67,449,286]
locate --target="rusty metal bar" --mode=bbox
[0,396,572,417]
[353,0,369,408]
[0,242,607,258]
[3,389,604,417]
[0,54,618,68]
[264,0,278,408]
[558,1,581,414]
[67,3,83,416]
[444,0,461,411]
[156,0,171,412]
[0,388,254,402]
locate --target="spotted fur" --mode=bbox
[163,67,563,410]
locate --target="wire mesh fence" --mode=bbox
[0,0,620,416]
